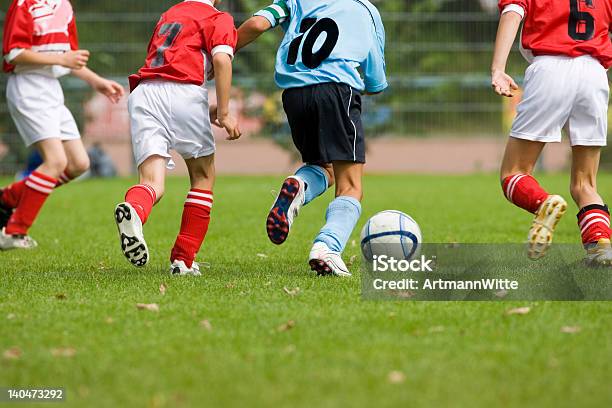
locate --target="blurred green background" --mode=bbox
[0,0,610,174]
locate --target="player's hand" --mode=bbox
[218,114,242,140]
[60,50,90,70]
[209,104,221,127]
[94,78,125,104]
[491,69,518,97]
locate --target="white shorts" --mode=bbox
[510,55,609,147]
[6,73,80,147]
[128,80,215,169]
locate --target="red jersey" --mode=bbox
[3,0,79,74]
[129,0,237,91]
[499,0,612,68]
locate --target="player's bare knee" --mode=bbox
[68,156,90,177]
[187,157,215,190]
[43,154,69,176]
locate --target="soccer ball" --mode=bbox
[360,210,422,261]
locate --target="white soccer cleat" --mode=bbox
[266,176,305,245]
[584,239,612,267]
[527,195,567,260]
[308,241,352,277]
[0,228,38,250]
[170,260,202,276]
[114,202,149,267]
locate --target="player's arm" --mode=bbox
[205,13,241,139]
[236,1,289,51]
[236,17,272,51]
[210,53,241,140]
[491,5,524,97]
[9,49,89,69]
[71,67,124,104]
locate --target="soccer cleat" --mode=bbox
[308,241,352,277]
[0,228,37,250]
[266,176,305,245]
[527,195,567,260]
[170,260,202,276]
[584,238,612,267]
[114,202,149,267]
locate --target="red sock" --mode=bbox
[170,189,213,268]
[6,171,57,235]
[502,174,549,214]
[577,204,611,245]
[1,180,26,209]
[56,170,74,187]
[125,184,156,224]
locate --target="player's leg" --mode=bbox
[169,154,215,276]
[1,138,67,250]
[1,75,64,239]
[1,99,87,239]
[500,137,548,212]
[296,163,334,205]
[114,83,172,267]
[309,161,363,276]
[53,105,90,186]
[0,180,26,230]
[57,138,91,187]
[499,56,578,259]
[114,155,166,267]
[567,57,612,265]
[267,87,328,244]
[500,137,567,259]
[569,146,612,265]
[267,163,334,245]
[126,156,166,223]
[166,82,217,275]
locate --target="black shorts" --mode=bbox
[282,83,365,164]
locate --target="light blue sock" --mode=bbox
[314,196,362,253]
[295,165,328,205]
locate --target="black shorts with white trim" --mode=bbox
[282,82,365,164]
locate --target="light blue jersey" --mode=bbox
[255,0,388,93]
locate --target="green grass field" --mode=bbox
[1,174,611,407]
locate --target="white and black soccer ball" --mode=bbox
[360,210,422,261]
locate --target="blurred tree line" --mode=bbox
[2,0,609,173]
[70,0,514,135]
[0,0,515,173]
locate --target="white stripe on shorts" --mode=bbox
[347,87,357,161]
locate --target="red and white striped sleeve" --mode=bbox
[498,0,529,19]
[2,0,34,64]
[68,13,79,50]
